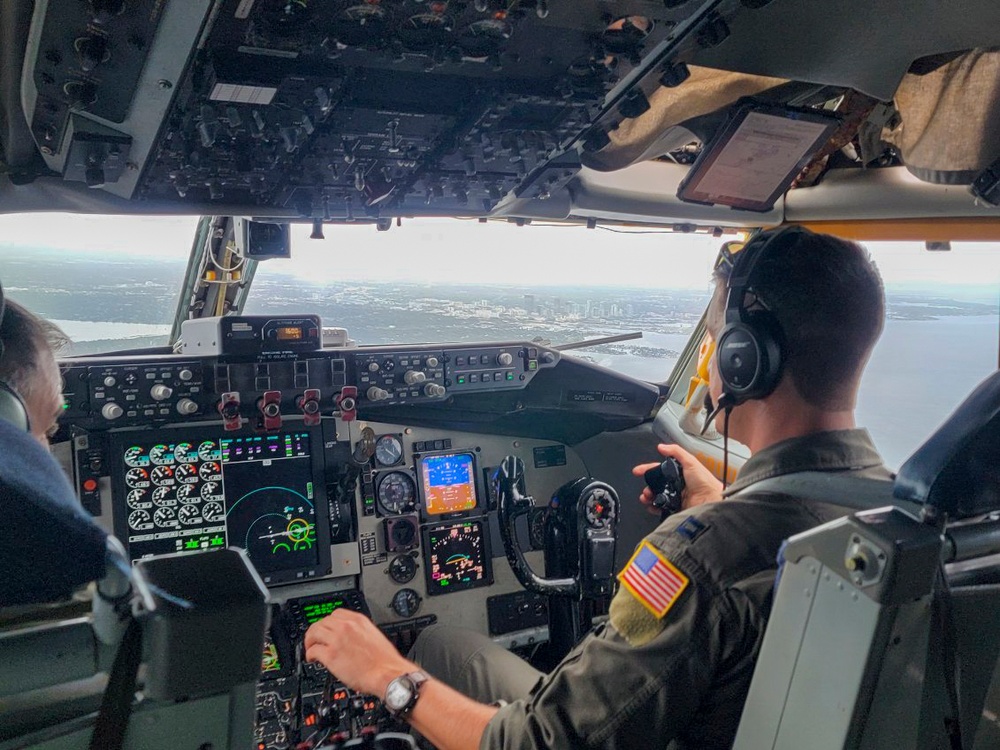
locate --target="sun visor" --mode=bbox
[0,420,107,606]
[883,49,1000,185]
[580,65,788,173]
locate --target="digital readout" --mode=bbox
[424,520,492,595]
[300,598,348,624]
[276,326,303,341]
[421,453,477,515]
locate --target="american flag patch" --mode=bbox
[618,541,689,619]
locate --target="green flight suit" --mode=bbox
[412,429,890,750]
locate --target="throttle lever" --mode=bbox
[495,456,579,597]
[644,457,686,520]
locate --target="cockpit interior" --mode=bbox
[2,1,1000,749]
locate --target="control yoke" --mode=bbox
[495,455,619,599]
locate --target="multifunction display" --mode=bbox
[418,452,478,518]
[111,428,329,585]
[423,520,493,596]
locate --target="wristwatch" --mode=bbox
[383,670,430,718]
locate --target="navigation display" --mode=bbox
[110,428,330,585]
[423,520,493,596]
[418,452,479,517]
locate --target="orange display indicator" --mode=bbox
[421,453,477,515]
[276,326,303,341]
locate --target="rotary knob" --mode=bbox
[103,375,117,387]
[367,386,390,402]
[101,402,124,421]
[424,383,447,398]
[497,352,513,367]
[150,384,173,401]
[425,356,439,368]
[403,370,426,385]
[178,369,194,382]
[176,398,198,415]
[368,361,380,372]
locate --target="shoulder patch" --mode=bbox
[676,515,709,542]
[617,540,689,619]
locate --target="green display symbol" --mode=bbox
[210,535,225,547]
[185,539,200,550]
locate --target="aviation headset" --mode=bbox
[0,281,31,432]
[714,225,811,409]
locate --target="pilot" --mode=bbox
[305,227,891,749]
[0,295,66,445]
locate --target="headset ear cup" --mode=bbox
[0,380,29,433]
[715,314,783,404]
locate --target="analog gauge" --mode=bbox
[176,484,198,503]
[128,509,152,530]
[377,471,416,515]
[202,501,224,522]
[198,440,220,461]
[388,554,417,584]
[375,435,403,467]
[175,463,199,483]
[178,504,203,525]
[151,465,175,486]
[149,444,175,465]
[200,481,219,499]
[123,446,149,467]
[125,467,150,488]
[174,442,196,463]
[390,588,422,618]
[152,486,176,507]
[153,506,176,528]
[127,489,151,510]
[199,461,222,481]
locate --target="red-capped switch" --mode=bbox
[218,391,242,431]
[335,386,357,422]
[297,388,322,426]
[257,390,282,431]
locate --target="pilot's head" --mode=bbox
[0,299,67,446]
[704,227,885,447]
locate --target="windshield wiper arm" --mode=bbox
[552,331,643,352]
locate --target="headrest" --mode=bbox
[0,420,107,606]
[894,371,1000,519]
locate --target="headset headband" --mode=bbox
[724,226,809,325]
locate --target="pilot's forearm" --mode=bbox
[404,678,499,750]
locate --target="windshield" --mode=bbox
[1,214,997,469]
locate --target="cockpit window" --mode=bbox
[244,220,723,382]
[0,214,197,355]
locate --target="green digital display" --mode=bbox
[301,599,346,624]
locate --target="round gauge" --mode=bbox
[152,486,176,507]
[174,442,197,463]
[375,435,403,467]
[149,444,175,465]
[584,488,615,529]
[199,461,222,481]
[174,464,199,484]
[377,471,416,515]
[153,507,176,528]
[126,489,151,510]
[388,518,417,549]
[388,554,417,584]
[125,467,150,488]
[202,501,224,522]
[200,481,219,499]
[128,509,151,529]
[150,465,175,486]
[198,440,220,461]
[123,446,149,467]
[176,484,198,503]
[390,588,422,618]
[178,504,203,525]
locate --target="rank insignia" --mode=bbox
[618,541,689,619]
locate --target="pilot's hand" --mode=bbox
[632,443,724,515]
[305,608,416,698]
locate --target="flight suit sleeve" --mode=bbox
[480,530,728,750]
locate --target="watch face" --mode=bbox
[385,676,414,712]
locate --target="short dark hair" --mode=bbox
[712,228,884,410]
[0,299,68,400]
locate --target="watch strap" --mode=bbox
[387,670,430,718]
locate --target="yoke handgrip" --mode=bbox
[495,456,579,597]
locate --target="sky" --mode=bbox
[0,213,998,291]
